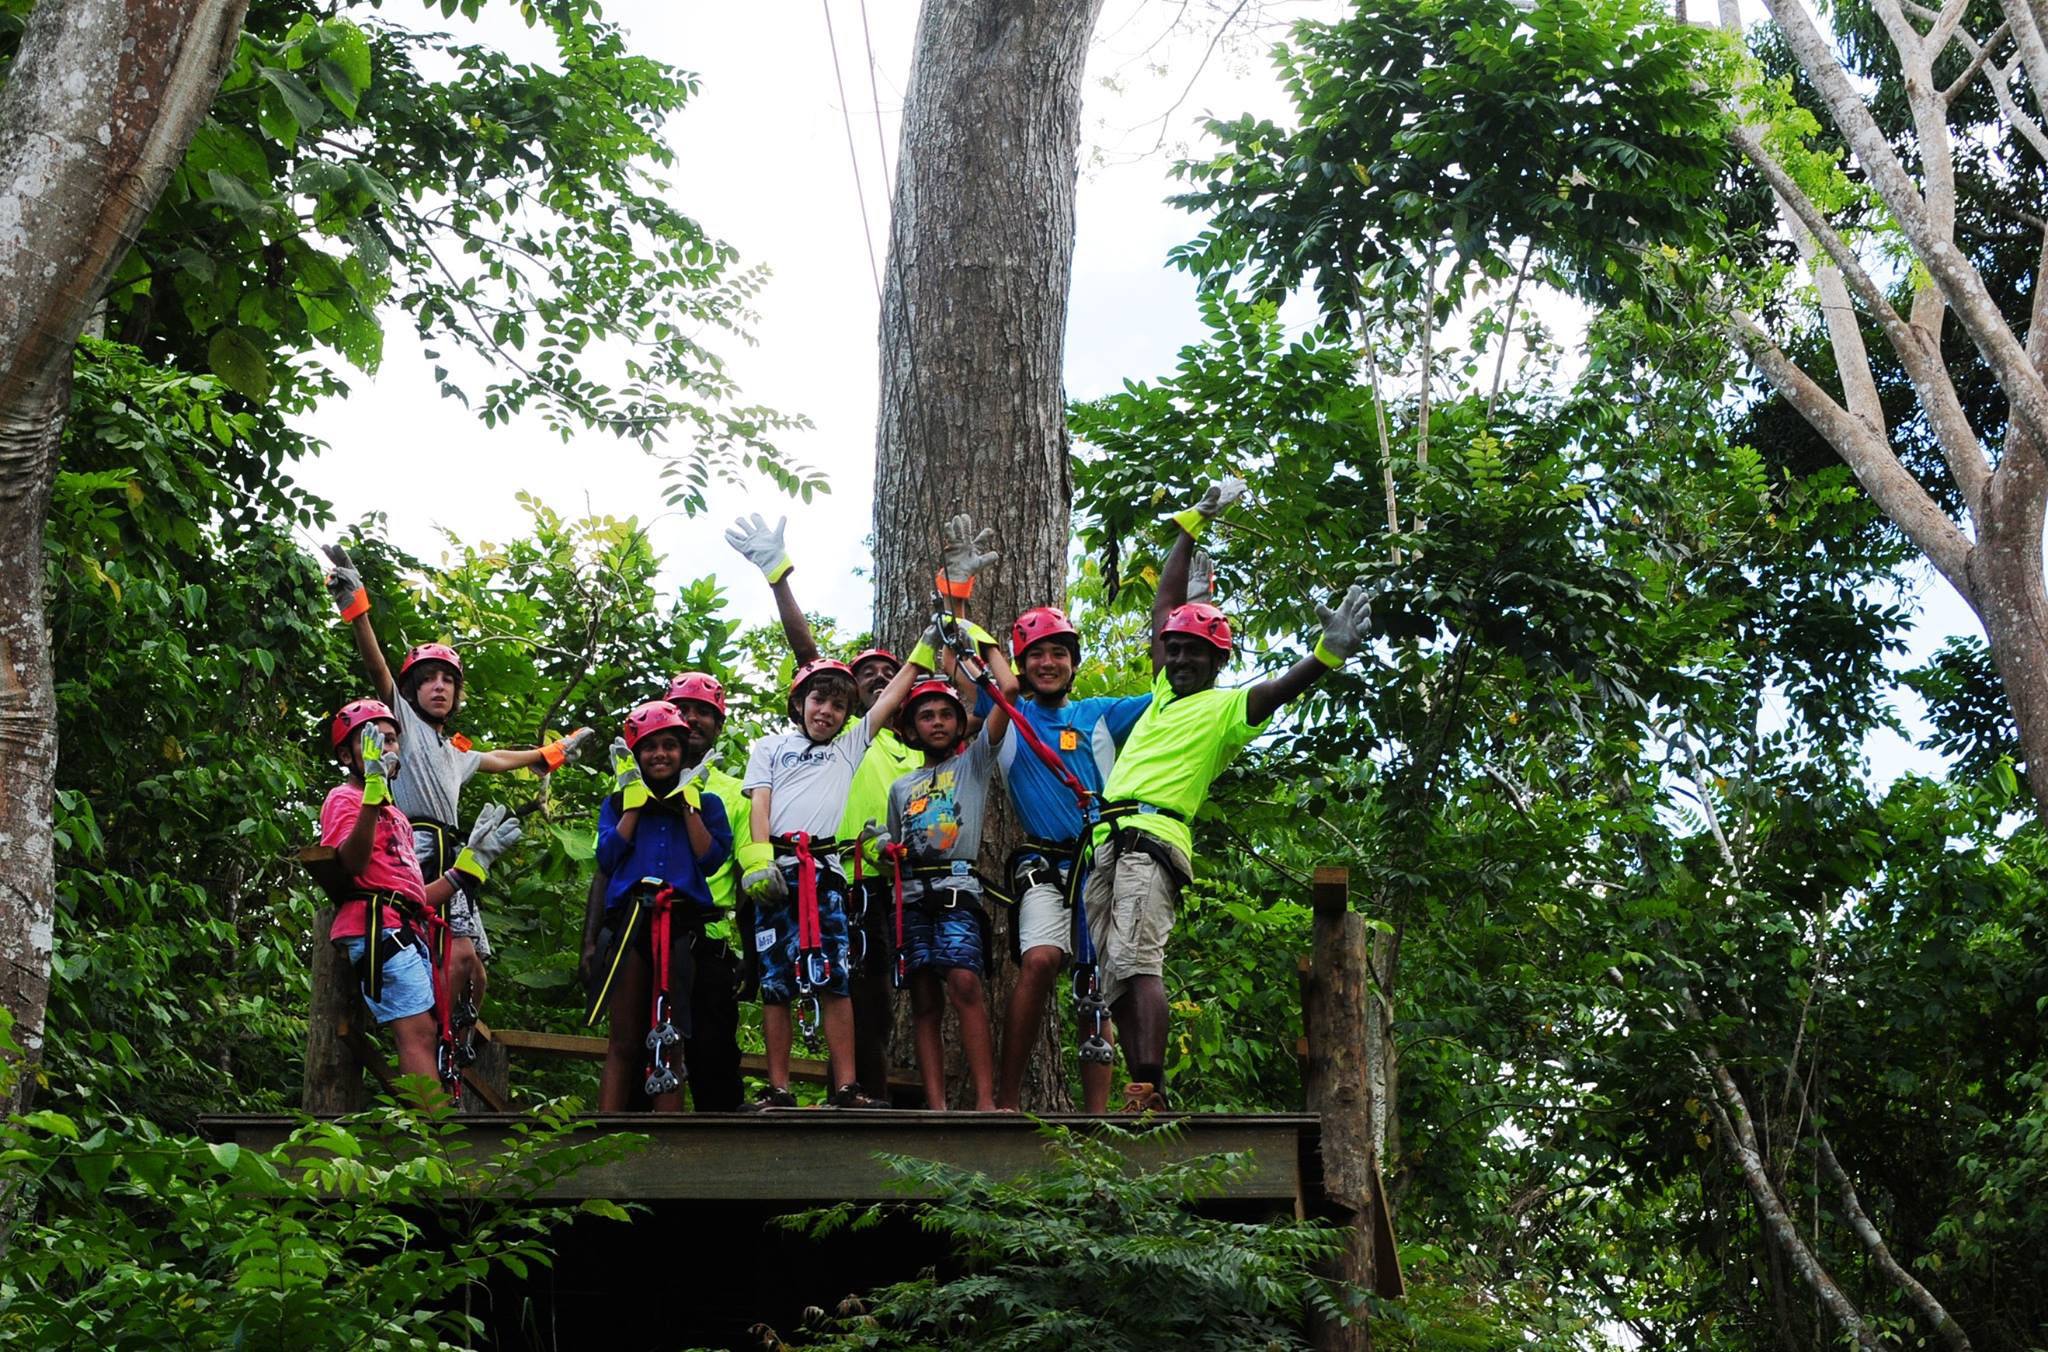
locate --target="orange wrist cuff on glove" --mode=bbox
[540,739,568,772]
[935,568,975,600]
[337,587,370,621]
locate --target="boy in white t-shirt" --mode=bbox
[738,642,927,1109]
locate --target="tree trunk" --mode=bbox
[0,0,249,1108]
[872,0,1104,1109]
[1303,867,1377,1350]
[1970,432,2048,821]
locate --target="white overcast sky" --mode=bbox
[292,0,1969,782]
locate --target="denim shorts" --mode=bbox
[753,864,853,1004]
[342,929,436,1024]
[900,886,987,975]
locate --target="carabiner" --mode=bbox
[893,951,909,991]
[803,948,833,991]
[796,995,823,1048]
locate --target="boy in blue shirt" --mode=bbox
[589,701,733,1111]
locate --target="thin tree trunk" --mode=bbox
[872,0,1104,1109]
[0,0,249,1107]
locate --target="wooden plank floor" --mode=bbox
[200,1111,1318,1206]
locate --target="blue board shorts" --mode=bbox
[900,885,986,976]
[753,863,853,1003]
[342,929,436,1024]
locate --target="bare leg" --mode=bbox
[820,994,857,1088]
[947,967,996,1111]
[910,971,947,1110]
[1080,1018,1117,1114]
[764,1003,793,1089]
[446,935,487,1011]
[388,1011,442,1083]
[598,949,652,1112]
[997,945,1063,1109]
[1111,972,1169,1091]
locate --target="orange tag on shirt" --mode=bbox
[1059,729,1079,752]
[450,733,473,752]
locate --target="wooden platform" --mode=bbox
[200,1110,1320,1207]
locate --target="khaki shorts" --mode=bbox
[1016,882,1072,957]
[1082,840,1190,1005]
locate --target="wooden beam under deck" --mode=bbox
[200,1111,1318,1207]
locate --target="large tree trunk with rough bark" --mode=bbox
[1970,429,2048,822]
[871,0,1103,1109]
[0,0,248,1108]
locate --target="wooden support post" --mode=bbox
[1302,865,1403,1351]
[303,907,366,1113]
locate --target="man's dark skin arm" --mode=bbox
[1246,655,1337,728]
[770,575,824,665]
[1245,585,1375,726]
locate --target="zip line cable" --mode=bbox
[820,0,946,648]
[856,0,897,189]
[820,0,886,302]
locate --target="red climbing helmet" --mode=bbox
[663,671,727,718]
[330,698,396,748]
[623,700,689,750]
[847,647,899,676]
[1161,602,1234,653]
[898,678,966,745]
[787,657,856,722]
[1011,606,1081,659]
[901,677,965,722]
[398,642,463,682]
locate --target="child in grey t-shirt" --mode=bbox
[884,670,1012,1113]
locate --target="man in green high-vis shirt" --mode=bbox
[725,511,997,1101]
[1085,480,1376,1113]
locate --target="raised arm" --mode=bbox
[323,543,395,705]
[1152,478,1244,672]
[725,513,821,664]
[476,726,594,776]
[1244,585,1373,728]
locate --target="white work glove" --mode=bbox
[1313,584,1375,667]
[540,725,597,773]
[1173,476,1248,538]
[743,867,789,904]
[359,723,397,806]
[937,512,999,598]
[724,512,792,583]
[322,543,368,619]
[451,801,524,886]
[610,736,648,811]
[1186,548,1216,607]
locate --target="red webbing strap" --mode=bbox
[649,886,674,1011]
[884,842,908,971]
[790,831,822,951]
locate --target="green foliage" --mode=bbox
[0,1098,643,1349]
[1172,0,1745,324]
[773,1121,1349,1351]
[88,0,818,504]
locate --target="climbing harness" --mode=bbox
[776,831,838,1049]
[931,606,1114,1066]
[410,814,484,1070]
[348,886,463,1101]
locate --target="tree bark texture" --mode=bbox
[0,0,248,1108]
[1302,867,1380,1349]
[302,908,367,1114]
[872,0,1103,1109]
